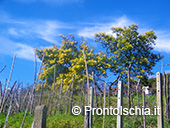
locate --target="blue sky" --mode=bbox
[0,0,170,86]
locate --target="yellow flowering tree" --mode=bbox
[95,24,162,108]
[95,24,162,78]
[35,34,111,91]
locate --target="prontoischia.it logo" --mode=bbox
[72,106,161,116]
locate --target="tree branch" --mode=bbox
[109,73,122,90]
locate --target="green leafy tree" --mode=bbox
[95,24,162,108]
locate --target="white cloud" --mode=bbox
[8,28,20,36]
[155,38,170,52]
[132,28,170,53]
[0,37,35,61]
[0,37,17,55]
[0,13,73,61]
[2,12,170,55]
[15,43,35,61]
[78,16,170,53]
[154,31,170,52]
[0,12,72,45]
[6,20,71,45]
[34,21,63,44]
[78,16,133,39]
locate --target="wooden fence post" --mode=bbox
[33,105,47,128]
[103,82,106,128]
[47,91,51,112]
[3,89,16,128]
[0,54,16,113]
[84,86,94,128]
[0,82,2,101]
[131,94,133,108]
[21,89,29,111]
[100,93,103,108]
[143,90,146,128]
[58,79,63,114]
[18,82,23,112]
[30,52,45,115]
[108,88,110,107]
[167,75,169,122]
[84,110,89,128]
[65,100,69,115]
[49,64,56,115]
[117,81,123,128]
[89,87,94,128]
[156,72,164,128]
[136,79,140,107]
[70,75,75,114]
[21,93,31,128]
[39,83,44,106]
[30,53,37,115]
[30,88,35,115]
[163,72,167,119]
[92,72,98,107]
[82,49,90,103]
[0,79,7,108]
[82,76,85,115]
[3,81,16,114]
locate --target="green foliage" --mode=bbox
[95,24,162,80]
[47,114,84,128]
[0,113,6,127]
[0,112,33,128]
[147,73,170,94]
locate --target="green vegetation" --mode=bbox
[0,112,33,128]
[95,24,162,79]
[0,94,169,128]
[35,24,162,92]
[0,24,166,128]
[35,34,111,91]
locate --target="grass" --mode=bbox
[0,93,170,127]
[0,112,33,128]
[1,113,169,128]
